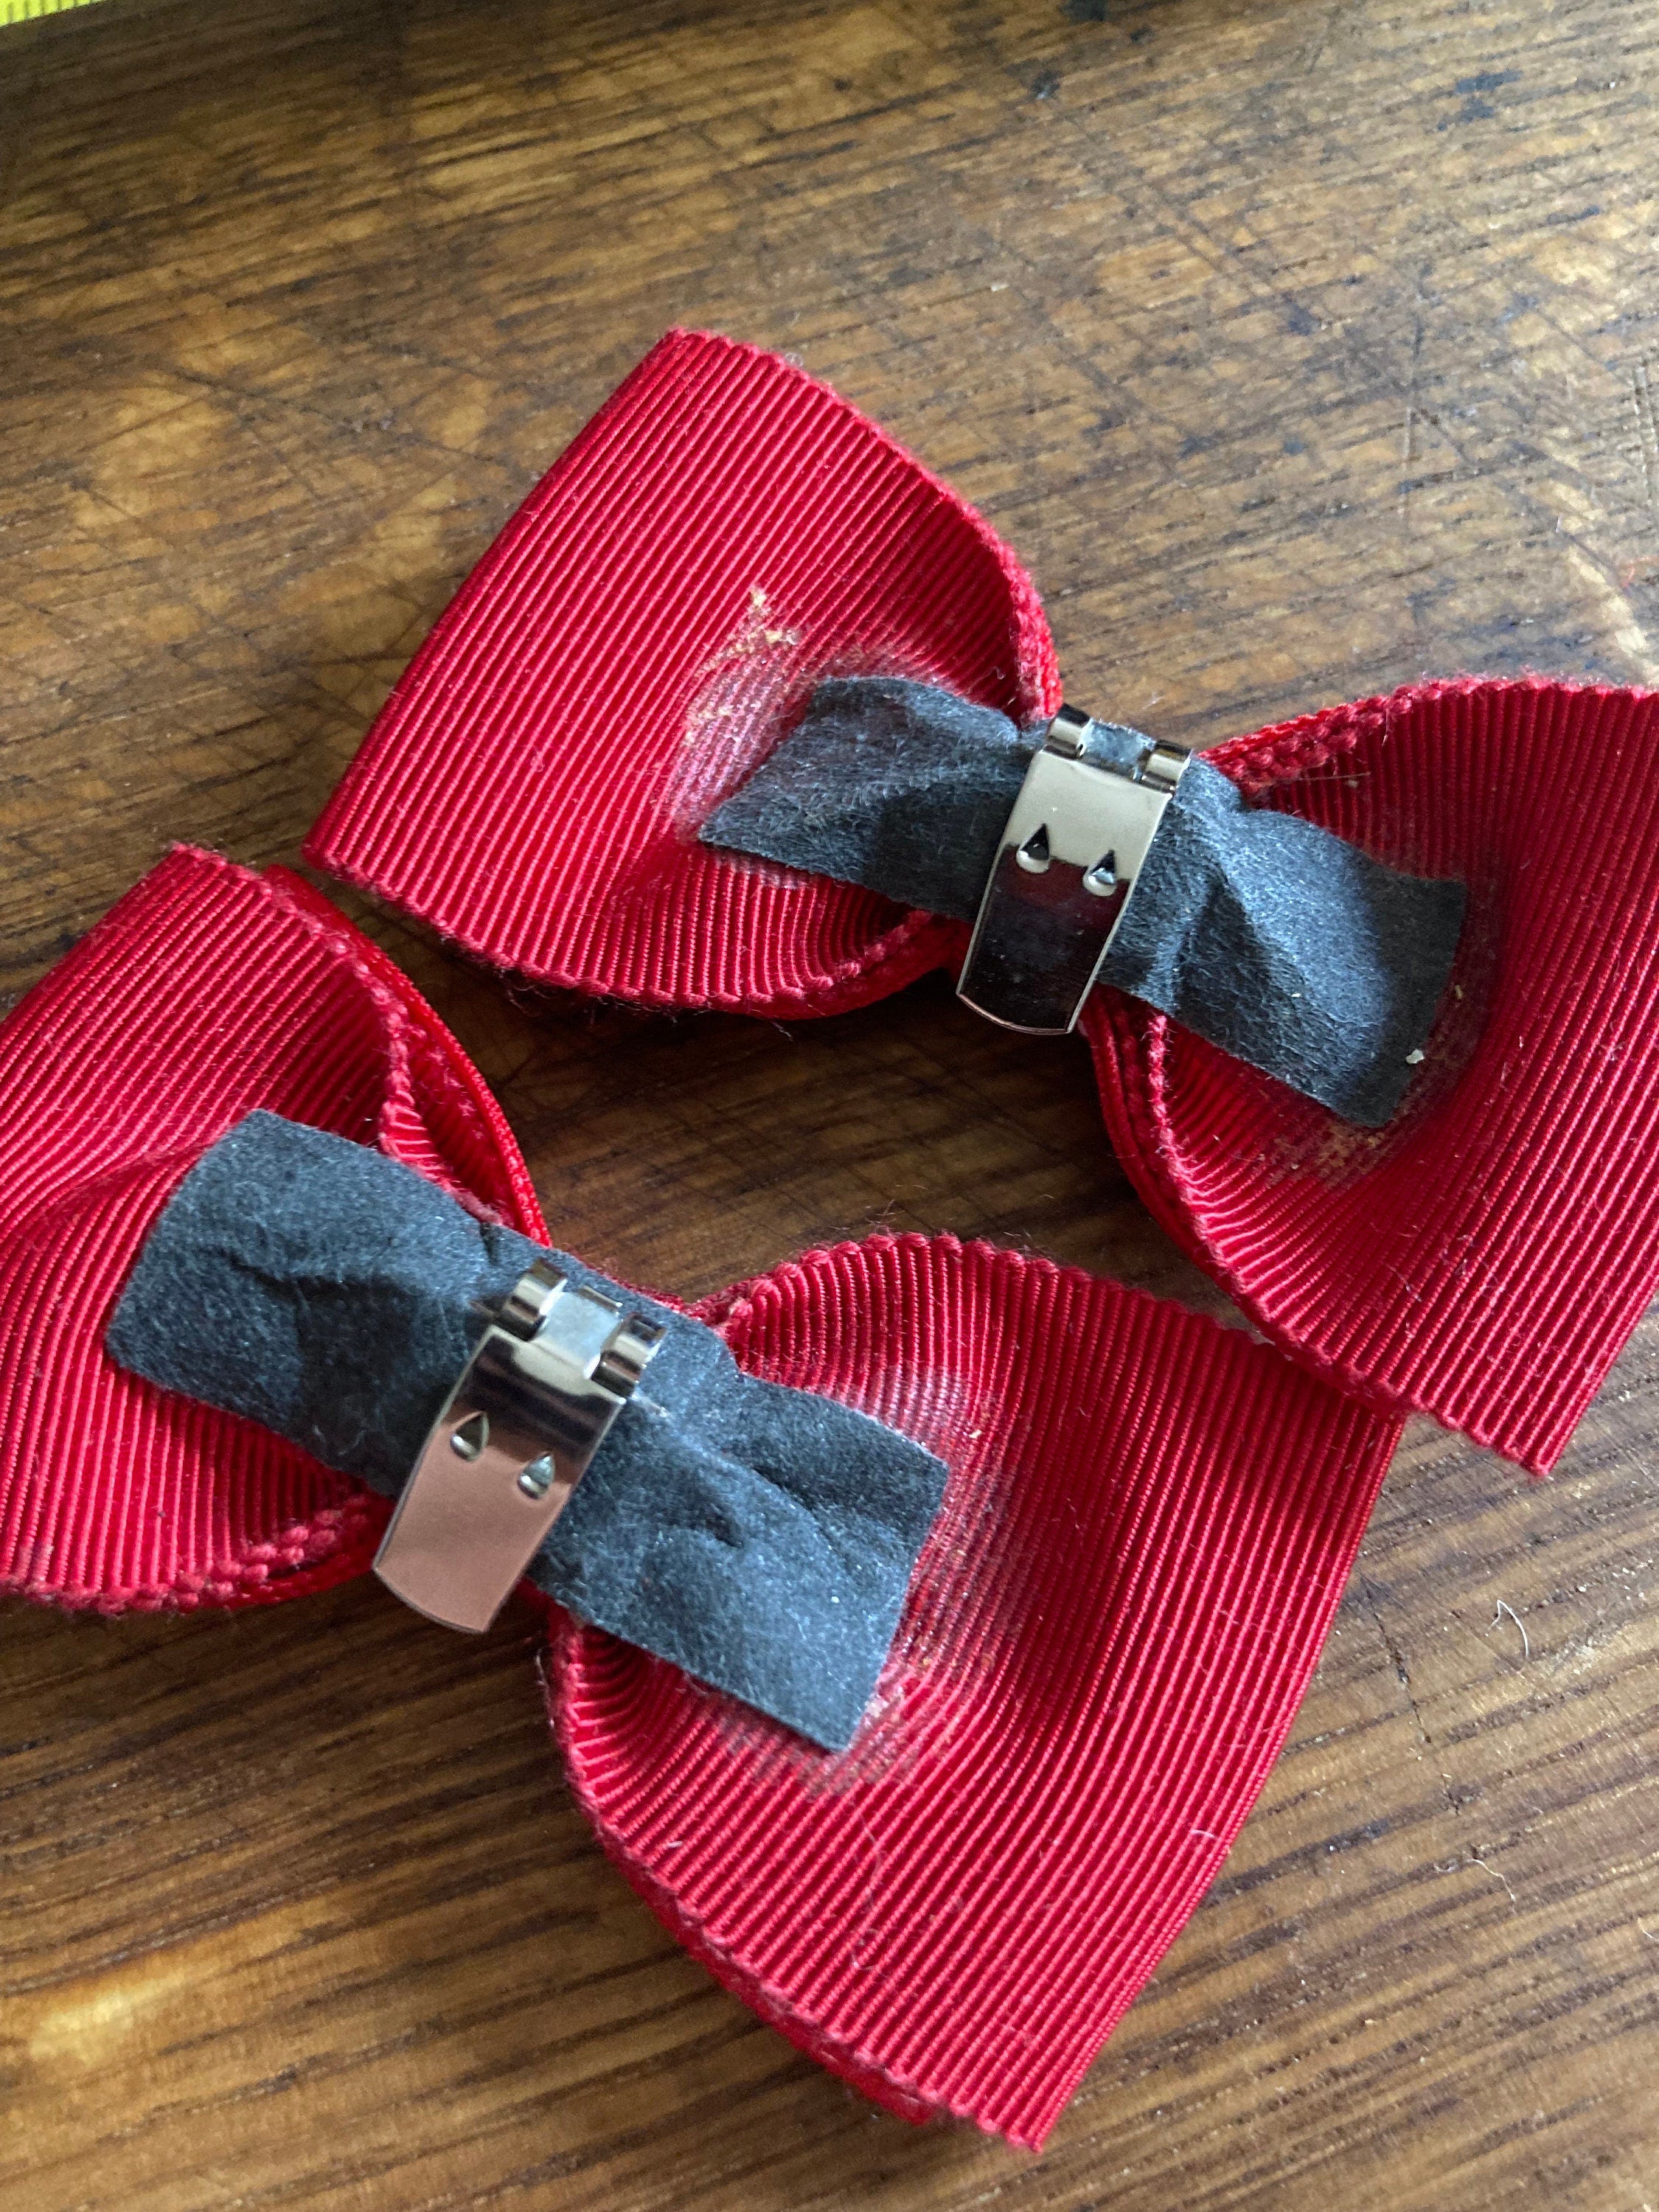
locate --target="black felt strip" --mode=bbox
[700,677,1467,1127]
[106,1113,947,1750]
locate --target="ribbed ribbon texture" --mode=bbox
[558,1239,1397,2146]
[0,848,546,1608]
[1089,677,1659,1473]
[307,330,1659,1473]
[1,849,1401,2143]
[307,326,1057,1014]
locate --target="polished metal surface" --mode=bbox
[374,1262,665,1633]
[957,707,1192,1035]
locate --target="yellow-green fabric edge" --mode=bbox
[2,0,106,24]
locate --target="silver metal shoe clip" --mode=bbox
[375,1261,665,1633]
[957,706,1191,1035]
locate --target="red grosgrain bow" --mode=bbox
[0,848,1397,2145]
[308,327,1659,1476]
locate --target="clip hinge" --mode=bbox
[374,1262,665,1633]
[957,706,1191,1035]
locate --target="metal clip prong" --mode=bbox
[957,706,1191,1035]
[375,1261,664,1633]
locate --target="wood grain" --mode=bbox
[3,0,1659,2205]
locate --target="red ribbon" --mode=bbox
[0,849,535,1609]
[0,848,1397,2143]
[307,328,1659,1473]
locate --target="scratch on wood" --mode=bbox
[1492,1598,1531,1660]
[1469,1851,1520,1913]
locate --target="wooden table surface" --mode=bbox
[4,0,1659,2205]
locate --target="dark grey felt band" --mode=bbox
[701,678,1467,1127]
[106,1113,947,1750]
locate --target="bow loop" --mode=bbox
[0,850,546,1610]
[560,1231,1397,2147]
[307,327,1060,1015]
[1091,675,1659,1472]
